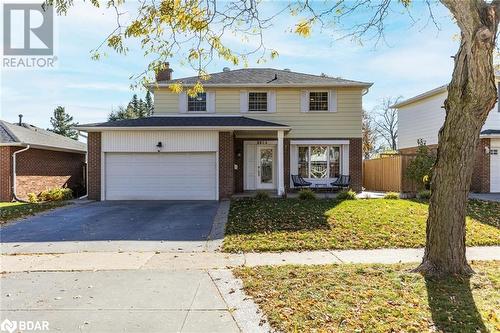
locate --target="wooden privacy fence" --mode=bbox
[363,155,417,192]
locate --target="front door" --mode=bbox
[256,146,275,189]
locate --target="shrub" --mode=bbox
[417,190,431,200]
[298,189,316,200]
[27,192,38,203]
[405,139,436,190]
[384,192,400,199]
[255,190,270,200]
[38,187,73,202]
[336,189,357,200]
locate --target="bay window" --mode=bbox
[298,147,309,178]
[297,146,341,179]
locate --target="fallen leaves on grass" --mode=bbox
[223,199,500,252]
[0,201,69,224]
[234,261,500,333]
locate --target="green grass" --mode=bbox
[234,261,500,333]
[0,201,69,224]
[223,198,500,252]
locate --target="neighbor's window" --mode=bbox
[248,92,267,112]
[298,146,341,179]
[309,92,328,111]
[187,92,207,112]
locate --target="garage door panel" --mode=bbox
[105,153,217,200]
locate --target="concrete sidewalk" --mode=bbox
[2,246,499,273]
[0,269,268,333]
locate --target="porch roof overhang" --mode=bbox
[480,129,500,138]
[75,116,290,132]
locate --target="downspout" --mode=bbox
[76,130,88,200]
[12,145,30,202]
[77,155,88,200]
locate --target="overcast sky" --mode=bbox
[1,1,459,129]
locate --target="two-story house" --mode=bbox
[77,66,371,200]
[394,83,500,193]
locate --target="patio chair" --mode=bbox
[331,175,350,190]
[291,174,312,189]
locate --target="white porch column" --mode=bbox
[277,130,285,196]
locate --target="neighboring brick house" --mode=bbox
[0,120,87,201]
[76,66,371,201]
[393,85,500,193]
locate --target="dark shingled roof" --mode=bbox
[0,120,86,152]
[77,116,289,128]
[481,129,500,135]
[158,68,372,87]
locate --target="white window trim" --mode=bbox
[186,92,208,113]
[241,90,276,113]
[291,140,349,145]
[240,90,249,113]
[301,90,337,113]
[248,91,268,112]
[178,92,187,113]
[297,144,342,180]
[308,91,329,112]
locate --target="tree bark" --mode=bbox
[414,0,499,278]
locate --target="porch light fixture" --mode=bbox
[156,141,163,152]
[484,146,490,155]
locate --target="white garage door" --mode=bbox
[491,145,500,192]
[105,152,217,200]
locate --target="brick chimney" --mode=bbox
[156,62,173,82]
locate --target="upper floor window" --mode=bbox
[187,92,207,112]
[309,92,328,111]
[248,92,267,112]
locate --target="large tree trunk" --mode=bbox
[415,0,499,278]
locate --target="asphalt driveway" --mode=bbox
[0,201,221,253]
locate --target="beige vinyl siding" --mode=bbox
[215,89,241,113]
[154,88,179,112]
[153,87,363,138]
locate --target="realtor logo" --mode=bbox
[0,319,17,333]
[0,318,49,332]
[3,3,54,56]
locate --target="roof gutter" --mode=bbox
[391,85,448,109]
[480,133,500,138]
[12,145,30,202]
[74,126,291,132]
[148,82,374,89]
[0,142,86,154]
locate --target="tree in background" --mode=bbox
[48,106,78,140]
[145,90,154,115]
[108,93,153,121]
[405,139,437,191]
[49,0,500,278]
[362,110,377,159]
[373,97,400,152]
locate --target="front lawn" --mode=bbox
[235,261,500,333]
[223,198,500,252]
[0,201,69,224]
